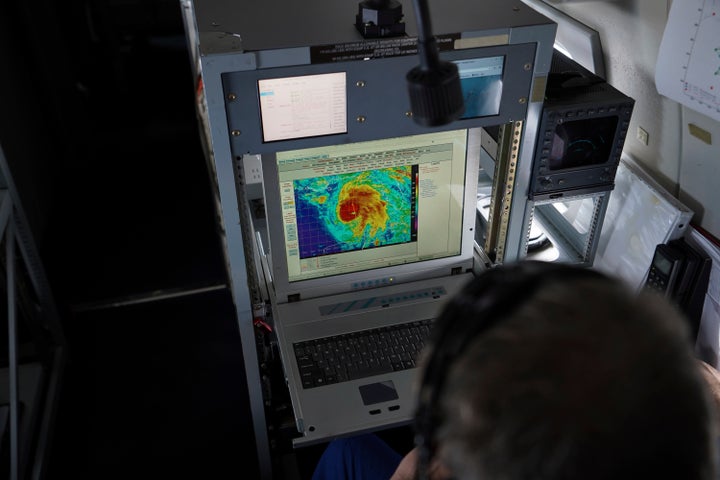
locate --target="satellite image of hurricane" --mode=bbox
[293,166,414,259]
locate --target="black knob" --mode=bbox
[407,60,464,126]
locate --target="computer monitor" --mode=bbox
[264,129,477,301]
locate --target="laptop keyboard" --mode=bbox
[293,319,433,389]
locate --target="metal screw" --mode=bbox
[211,21,220,27]
[231,130,241,136]
[227,93,237,101]
[356,80,366,87]
[518,97,527,104]
[406,111,413,117]
[524,63,532,71]
[512,6,520,11]
[356,115,366,123]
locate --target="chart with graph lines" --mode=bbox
[656,0,720,120]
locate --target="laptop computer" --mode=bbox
[261,128,481,445]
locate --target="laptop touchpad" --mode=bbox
[359,381,399,405]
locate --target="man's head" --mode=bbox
[415,261,715,480]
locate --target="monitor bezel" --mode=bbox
[221,43,537,156]
[263,128,481,303]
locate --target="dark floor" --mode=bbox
[49,290,258,479]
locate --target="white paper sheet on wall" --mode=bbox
[655,0,720,122]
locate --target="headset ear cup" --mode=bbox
[412,262,605,479]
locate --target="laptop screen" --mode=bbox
[273,130,469,283]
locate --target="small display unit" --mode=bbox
[454,56,505,119]
[530,51,634,200]
[258,72,348,142]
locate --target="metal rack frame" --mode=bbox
[179,1,557,477]
[0,143,66,480]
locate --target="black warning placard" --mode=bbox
[310,33,459,64]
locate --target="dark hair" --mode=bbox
[418,262,715,480]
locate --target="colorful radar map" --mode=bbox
[294,166,416,259]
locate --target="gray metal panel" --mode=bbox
[502,22,556,262]
[197,54,273,478]
[256,48,311,69]
[223,43,537,155]
[510,23,556,73]
[520,0,605,78]
[502,101,543,261]
[179,0,201,75]
[193,0,554,54]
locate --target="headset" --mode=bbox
[413,261,606,480]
